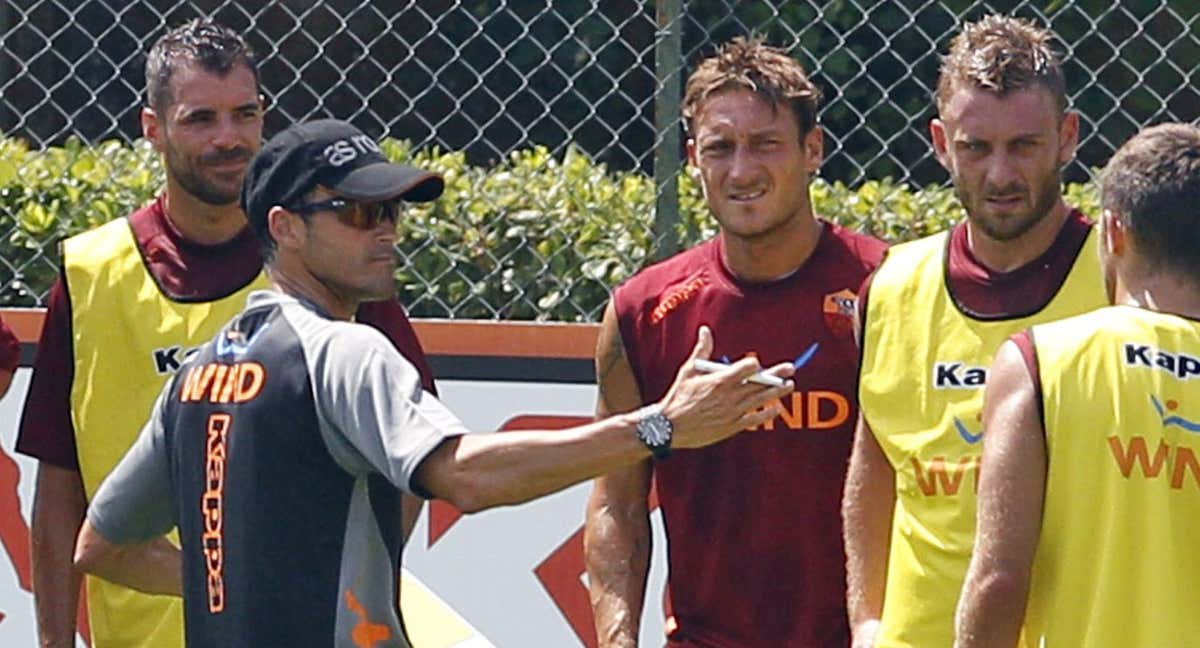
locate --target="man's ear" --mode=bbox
[803,125,824,172]
[142,107,163,152]
[1057,111,1081,168]
[1102,209,1128,259]
[268,206,304,252]
[930,118,951,171]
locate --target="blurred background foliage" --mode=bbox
[0,137,1100,319]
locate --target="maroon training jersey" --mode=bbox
[17,196,437,469]
[615,222,886,647]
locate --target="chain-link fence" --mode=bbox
[1,0,1197,317]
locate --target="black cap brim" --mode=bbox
[327,161,445,203]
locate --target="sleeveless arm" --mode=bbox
[843,414,894,648]
[844,275,895,647]
[584,300,651,648]
[955,340,1046,647]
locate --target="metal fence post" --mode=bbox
[653,0,683,261]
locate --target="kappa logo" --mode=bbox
[933,362,987,389]
[152,344,202,375]
[323,135,382,167]
[1125,344,1200,380]
[650,272,709,324]
[1150,395,1200,432]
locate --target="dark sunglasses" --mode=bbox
[289,198,403,230]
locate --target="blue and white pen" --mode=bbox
[693,359,789,388]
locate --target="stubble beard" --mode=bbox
[163,140,251,207]
[713,183,811,245]
[959,168,1063,243]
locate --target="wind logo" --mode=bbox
[911,455,980,496]
[953,416,983,444]
[1107,435,1200,490]
[1150,395,1200,432]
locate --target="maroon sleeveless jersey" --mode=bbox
[615,222,886,647]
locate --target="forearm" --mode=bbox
[843,487,892,628]
[74,521,181,596]
[584,477,651,647]
[843,419,895,643]
[954,565,1030,648]
[427,414,646,513]
[30,464,86,647]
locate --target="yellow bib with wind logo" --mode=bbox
[65,217,268,648]
[858,228,1105,648]
[1024,307,1200,647]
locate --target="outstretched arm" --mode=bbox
[413,323,791,515]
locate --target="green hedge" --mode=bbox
[0,137,1101,318]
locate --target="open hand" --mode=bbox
[658,326,795,450]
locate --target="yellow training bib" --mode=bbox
[65,217,268,648]
[1025,306,1200,647]
[858,227,1105,647]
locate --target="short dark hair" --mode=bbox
[936,15,1067,116]
[145,18,260,111]
[1103,123,1200,280]
[683,36,822,138]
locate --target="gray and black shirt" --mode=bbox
[88,290,468,647]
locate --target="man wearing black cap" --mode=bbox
[17,22,441,648]
[70,119,796,647]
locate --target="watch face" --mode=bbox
[637,411,673,453]
[640,414,672,446]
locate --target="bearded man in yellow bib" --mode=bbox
[956,123,1200,647]
[843,15,1109,648]
[15,19,438,648]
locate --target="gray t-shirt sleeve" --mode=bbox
[302,318,469,495]
[86,385,176,544]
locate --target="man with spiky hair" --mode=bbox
[956,123,1200,648]
[585,37,886,647]
[844,15,1108,648]
[17,19,437,648]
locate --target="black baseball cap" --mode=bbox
[240,118,444,236]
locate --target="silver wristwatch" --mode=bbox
[635,405,673,459]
